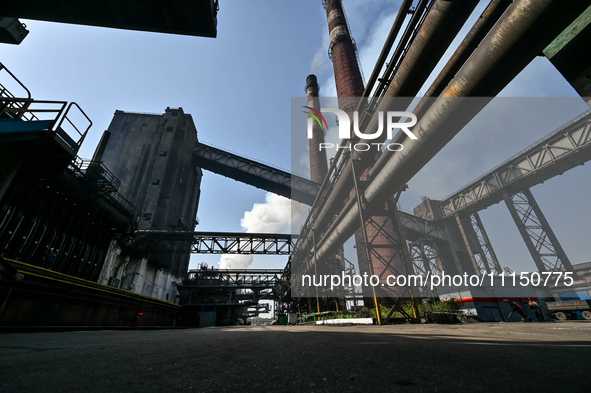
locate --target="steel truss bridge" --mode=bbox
[439,110,591,217]
[432,110,591,273]
[183,268,284,290]
[178,268,285,324]
[131,231,295,255]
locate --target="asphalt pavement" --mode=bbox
[1,321,590,392]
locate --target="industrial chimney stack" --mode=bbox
[323,0,406,304]
[306,74,329,184]
[325,0,365,116]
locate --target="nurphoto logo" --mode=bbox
[304,106,418,151]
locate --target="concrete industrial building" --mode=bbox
[97,108,203,303]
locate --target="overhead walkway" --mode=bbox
[438,110,591,217]
[193,141,320,205]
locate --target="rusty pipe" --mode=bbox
[362,0,414,99]
[312,0,590,262]
[300,0,479,254]
[413,0,513,119]
[369,0,513,179]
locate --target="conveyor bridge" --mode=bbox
[193,141,320,205]
[439,110,591,217]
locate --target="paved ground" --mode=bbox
[1,321,590,392]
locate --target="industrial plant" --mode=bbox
[1,0,591,330]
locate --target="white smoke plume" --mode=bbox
[241,193,293,233]
[218,193,308,269]
[218,254,253,270]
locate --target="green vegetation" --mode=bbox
[335,299,462,319]
[420,298,462,313]
[298,298,463,324]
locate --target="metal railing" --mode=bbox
[68,157,135,216]
[0,62,31,99]
[0,97,92,149]
[78,158,122,191]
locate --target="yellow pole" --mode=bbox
[351,161,382,325]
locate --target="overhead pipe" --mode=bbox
[300,0,479,253]
[369,0,432,101]
[379,0,479,98]
[413,0,513,118]
[370,0,513,178]
[313,0,591,262]
[361,0,414,99]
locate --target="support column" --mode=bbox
[352,160,420,322]
[503,189,573,272]
[471,213,503,275]
[455,214,483,276]
[409,239,442,299]
[454,212,503,276]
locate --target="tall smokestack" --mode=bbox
[306,74,329,184]
[324,0,406,305]
[325,0,365,116]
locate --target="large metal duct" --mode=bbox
[301,0,479,253]
[414,0,513,118]
[371,0,513,178]
[361,0,414,99]
[313,0,591,262]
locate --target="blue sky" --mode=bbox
[2,1,589,275]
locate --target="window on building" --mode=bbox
[152,180,160,185]
[171,111,178,117]
[143,213,152,221]
[166,127,174,133]
[140,124,147,133]
[160,151,167,157]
